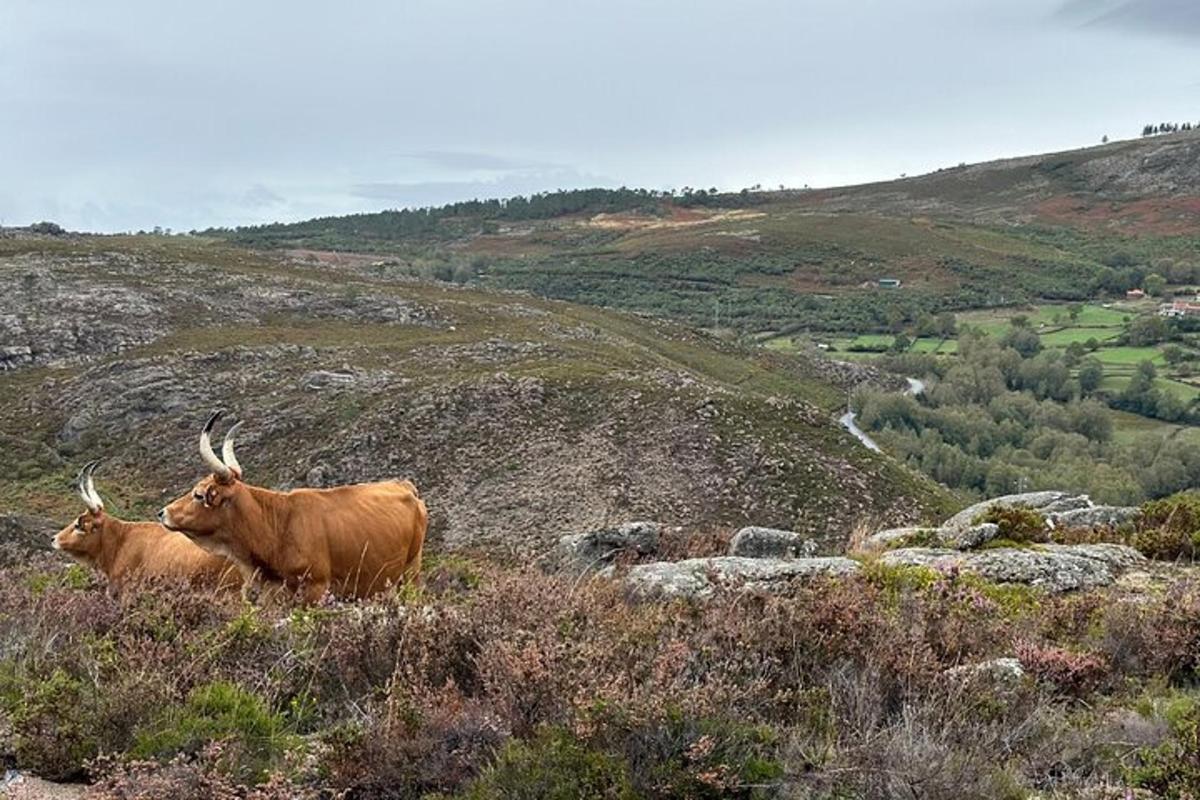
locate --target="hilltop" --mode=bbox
[208,131,1200,335]
[0,234,951,556]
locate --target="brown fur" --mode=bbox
[53,509,241,593]
[161,476,427,603]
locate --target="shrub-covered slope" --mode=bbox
[0,235,951,554]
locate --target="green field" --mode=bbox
[1092,346,1167,367]
[1100,375,1200,402]
[1038,328,1121,347]
[957,303,1130,337]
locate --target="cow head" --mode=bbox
[159,411,248,559]
[53,461,110,564]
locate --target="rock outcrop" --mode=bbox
[862,492,1138,555]
[727,526,817,559]
[624,556,861,599]
[879,543,1146,593]
[553,521,661,574]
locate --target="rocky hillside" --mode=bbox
[0,235,952,555]
[800,129,1200,231]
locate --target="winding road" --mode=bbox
[839,377,925,452]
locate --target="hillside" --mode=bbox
[209,131,1200,335]
[0,234,952,556]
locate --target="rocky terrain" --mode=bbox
[552,490,1160,599]
[0,235,950,555]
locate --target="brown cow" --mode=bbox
[53,461,241,593]
[158,411,427,602]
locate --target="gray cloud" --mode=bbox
[399,151,558,172]
[3,1,1199,232]
[1059,0,1200,36]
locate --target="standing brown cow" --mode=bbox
[54,461,241,593]
[159,411,427,602]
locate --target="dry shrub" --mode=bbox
[4,555,1200,796]
[1015,641,1109,697]
[87,744,335,800]
[1134,493,1200,561]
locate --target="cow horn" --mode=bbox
[200,410,232,479]
[222,421,244,478]
[77,460,103,512]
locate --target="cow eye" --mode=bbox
[193,493,204,503]
[74,521,83,531]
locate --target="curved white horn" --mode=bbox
[85,462,105,511]
[200,410,232,479]
[77,461,102,513]
[222,421,244,478]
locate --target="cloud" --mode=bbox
[1059,0,1200,37]
[346,166,615,209]
[398,151,554,173]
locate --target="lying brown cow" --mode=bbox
[159,411,427,602]
[54,461,241,593]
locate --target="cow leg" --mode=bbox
[238,565,262,604]
[300,577,330,605]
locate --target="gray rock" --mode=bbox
[554,521,661,574]
[1041,495,1095,514]
[0,513,56,564]
[303,369,360,390]
[940,491,1067,533]
[1047,506,1139,530]
[879,543,1138,593]
[625,556,860,599]
[728,526,817,558]
[859,526,930,553]
[941,522,1001,550]
[943,657,1027,693]
[1040,543,1146,571]
[861,523,996,552]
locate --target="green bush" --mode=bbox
[1127,695,1200,798]
[1135,493,1200,560]
[455,727,636,800]
[132,681,299,783]
[0,666,101,780]
[978,506,1048,543]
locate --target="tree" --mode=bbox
[1078,357,1104,394]
[1068,304,1084,323]
[1127,315,1168,346]
[1144,273,1167,296]
[1001,326,1042,358]
[1164,344,1188,365]
[935,312,958,338]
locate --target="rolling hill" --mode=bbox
[209,130,1200,335]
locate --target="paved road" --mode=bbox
[839,377,924,452]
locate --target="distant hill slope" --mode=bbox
[0,236,952,555]
[799,130,1200,231]
[208,132,1200,335]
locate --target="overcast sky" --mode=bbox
[2,0,1198,232]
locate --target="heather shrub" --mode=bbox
[978,506,1049,543]
[1015,641,1110,697]
[1125,694,1200,798]
[0,665,103,780]
[1134,493,1200,560]
[132,681,301,784]
[88,744,334,800]
[4,555,1200,796]
[452,726,637,800]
